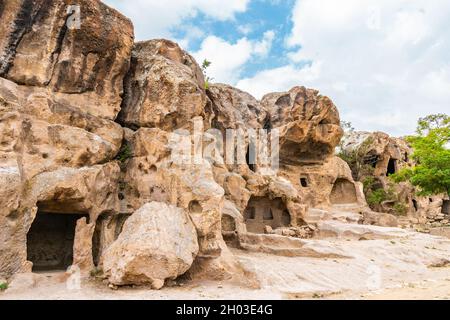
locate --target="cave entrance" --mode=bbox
[243,196,290,233]
[246,143,256,172]
[27,212,88,271]
[412,199,418,212]
[330,178,358,205]
[386,158,397,176]
[442,200,450,214]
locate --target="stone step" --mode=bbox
[304,208,362,224]
[237,232,351,258]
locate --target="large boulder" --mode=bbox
[262,86,343,165]
[103,202,199,288]
[207,83,268,132]
[120,124,225,258]
[119,40,208,130]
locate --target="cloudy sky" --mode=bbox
[104,0,450,136]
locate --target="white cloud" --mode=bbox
[253,30,275,56]
[238,0,450,136]
[103,0,250,40]
[193,31,275,84]
[237,24,253,35]
[237,62,322,99]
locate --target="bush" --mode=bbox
[338,136,375,181]
[0,282,8,291]
[115,143,133,163]
[393,202,408,216]
[201,59,214,90]
[366,189,389,206]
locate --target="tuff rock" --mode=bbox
[1,0,449,291]
[102,202,198,288]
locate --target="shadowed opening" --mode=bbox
[27,212,88,271]
[442,200,450,214]
[386,158,397,176]
[244,196,290,233]
[300,177,308,187]
[412,199,418,211]
[246,143,256,172]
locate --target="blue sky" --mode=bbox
[104,0,450,136]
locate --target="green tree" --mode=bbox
[201,59,214,90]
[338,134,375,181]
[391,114,450,196]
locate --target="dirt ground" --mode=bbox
[1,268,449,300]
[2,232,450,300]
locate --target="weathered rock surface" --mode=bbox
[0,163,121,277]
[2,0,444,295]
[103,202,199,288]
[0,0,131,279]
[262,86,343,165]
[207,83,267,132]
[341,131,449,228]
[0,0,134,119]
[341,131,413,177]
[119,39,207,130]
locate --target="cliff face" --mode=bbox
[0,0,134,278]
[341,131,449,229]
[0,0,392,285]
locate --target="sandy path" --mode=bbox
[2,230,450,300]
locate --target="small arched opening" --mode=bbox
[330,178,358,205]
[412,199,418,212]
[386,158,397,176]
[243,196,290,233]
[442,200,450,214]
[300,177,308,187]
[189,200,203,214]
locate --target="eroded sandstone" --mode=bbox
[1,0,448,293]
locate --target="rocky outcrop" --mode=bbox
[0,162,121,277]
[2,0,415,290]
[0,0,134,119]
[0,0,133,279]
[262,86,343,165]
[340,131,449,228]
[340,131,413,178]
[103,202,198,288]
[207,83,267,132]
[118,39,208,130]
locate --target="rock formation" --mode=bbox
[341,131,449,229]
[103,202,198,288]
[0,0,133,278]
[1,0,447,290]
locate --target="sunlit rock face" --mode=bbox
[1,0,403,289]
[118,39,208,131]
[262,86,343,165]
[341,131,449,227]
[0,0,133,279]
